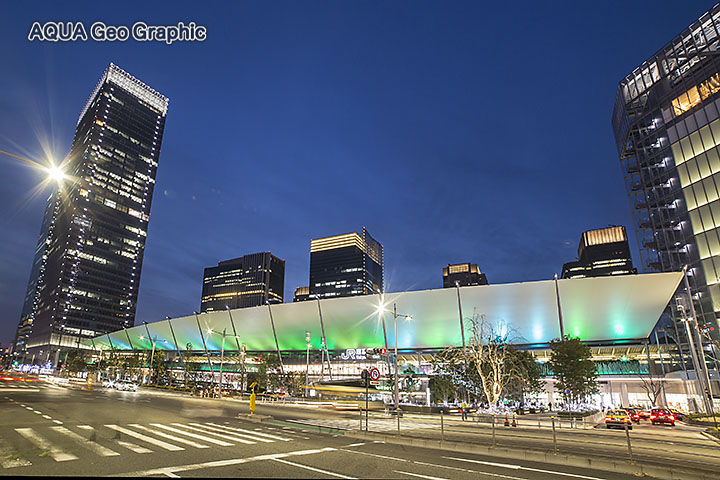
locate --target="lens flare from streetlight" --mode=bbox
[46,164,65,184]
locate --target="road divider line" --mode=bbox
[161,424,238,446]
[188,423,274,443]
[394,471,449,480]
[132,424,210,449]
[15,428,78,462]
[273,458,356,478]
[42,415,52,420]
[116,440,153,454]
[207,422,292,441]
[105,425,184,451]
[443,457,608,480]
[33,410,42,414]
[50,426,120,457]
[52,420,63,425]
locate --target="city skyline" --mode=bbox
[1,0,716,348]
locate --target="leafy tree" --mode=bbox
[428,374,457,404]
[548,336,598,406]
[65,350,89,374]
[150,351,167,384]
[504,347,543,402]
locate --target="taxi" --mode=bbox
[605,409,633,429]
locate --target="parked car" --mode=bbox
[650,408,676,426]
[102,380,116,389]
[637,408,651,419]
[605,409,632,429]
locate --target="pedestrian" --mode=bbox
[461,401,468,421]
[548,401,552,411]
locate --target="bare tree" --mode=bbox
[466,312,515,406]
[638,359,666,406]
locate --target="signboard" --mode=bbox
[369,367,380,381]
[370,381,380,385]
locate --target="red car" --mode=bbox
[624,408,641,423]
[650,408,675,426]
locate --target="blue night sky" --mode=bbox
[0,0,715,347]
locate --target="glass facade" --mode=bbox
[16,64,168,362]
[200,252,285,312]
[309,227,384,299]
[612,4,720,337]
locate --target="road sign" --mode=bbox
[369,367,380,381]
[370,380,380,385]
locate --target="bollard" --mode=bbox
[492,414,496,447]
[397,409,400,434]
[624,423,634,464]
[360,405,363,431]
[583,417,586,429]
[551,416,558,454]
[538,420,541,429]
[441,411,444,438]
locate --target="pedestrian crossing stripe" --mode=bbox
[1,421,299,468]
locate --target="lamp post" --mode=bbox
[378,302,412,414]
[206,328,228,398]
[305,331,311,398]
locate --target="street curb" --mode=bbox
[340,430,716,480]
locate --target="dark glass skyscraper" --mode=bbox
[612,5,720,336]
[201,252,285,312]
[15,63,168,363]
[561,226,637,279]
[309,227,384,299]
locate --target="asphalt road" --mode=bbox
[0,377,654,479]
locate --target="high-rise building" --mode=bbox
[561,226,637,279]
[612,4,720,335]
[15,63,168,363]
[309,227,384,299]
[201,252,285,312]
[442,263,488,288]
[293,286,310,302]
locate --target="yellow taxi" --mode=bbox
[604,409,633,429]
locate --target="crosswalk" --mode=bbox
[0,421,297,469]
[287,418,437,432]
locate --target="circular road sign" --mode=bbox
[369,367,381,381]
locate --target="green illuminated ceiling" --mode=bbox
[82,272,683,352]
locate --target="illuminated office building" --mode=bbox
[561,226,637,279]
[201,252,285,312]
[442,263,488,287]
[612,4,720,336]
[15,63,169,363]
[309,228,383,299]
[293,286,310,302]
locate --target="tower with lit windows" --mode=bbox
[612,5,720,340]
[309,227,384,299]
[14,63,169,364]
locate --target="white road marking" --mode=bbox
[342,450,524,480]
[105,425,184,451]
[158,424,237,446]
[0,437,31,468]
[443,457,608,480]
[117,440,153,454]
[188,423,273,443]
[0,388,40,392]
[273,458,356,478]
[77,425,92,430]
[132,424,210,449]
[343,442,369,447]
[52,420,63,425]
[394,471,450,480]
[127,447,337,477]
[163,473,180,478]
[24,406,33,410]
[207,422,292,441]
[50,426,120,456]
[15,428,78,462]
[42,415,52,420]
[33,410,42,414]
